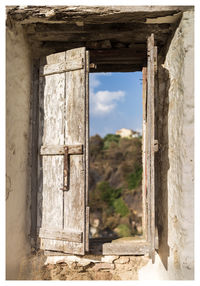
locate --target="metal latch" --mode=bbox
[40,144,83,192]
[60,146,69,191]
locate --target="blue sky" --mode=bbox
[89,72,143,137]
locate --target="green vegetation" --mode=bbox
[127,166,143,189]
[113,198,129,217]
[98,181,122,206]
[89,133,143,238]
[103,134,120,149]
[115,224,132,237]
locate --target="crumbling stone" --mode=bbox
[93,271,113,280]
[115,256,130,264]
[92,262,115,271]
[101,255,119,263]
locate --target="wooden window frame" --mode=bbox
[89,34,158,262]
[30,34,158,262]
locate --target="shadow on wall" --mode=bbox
[30,59,40,242]
[30,58,45,245]
[155,64,170,270]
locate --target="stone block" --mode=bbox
[92,262,115,271]
[115,256,130,264]
[101,256,119,263]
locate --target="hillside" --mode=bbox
[89,134,143,239]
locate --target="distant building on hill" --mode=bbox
[116,128,140,138]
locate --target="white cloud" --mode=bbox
[90,73,112,89]
[90,74,101,89]
[90,73,125,116]
[91,90,125,115]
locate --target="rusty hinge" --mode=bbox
[153,140,159,152]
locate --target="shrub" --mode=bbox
[103,134,120,149]
[97,181,121,206]
[115,224,131,237]
[113,198,129,217]
[127,166,142,189]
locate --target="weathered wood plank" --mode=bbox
[150,45,157,263]
[38,51,66,237]
[91,59,145,65]
[30,59,40,240]
[9,6,190,25]
[39,228,83,243]
[142,67,147,241]
[63,47,87,255]
[90,48,146,60]
[40,144,83,155]
[103,241,150,255]
[147,33,156,263]
[90,64,142,73]
[147,37,152,246]
[85,207,90,252]
[28,31,169,44]
[25,23,172,35]
[40,58,83,76]
[85,50,90,252]
[40,239,85,255]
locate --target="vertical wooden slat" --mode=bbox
[30,60,39,241]
[86,206,90,252]
[63,47,86,255]
[38,51,65,234]
[151,44,158,262]
[154,46,159,251]
[85,50,90,252]
[147,33,156,263]
[147,36,152,246]
[142,67,147,241]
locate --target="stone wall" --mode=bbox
[139,10,194,280]
[18,252,149,280]
[6,24,32,279]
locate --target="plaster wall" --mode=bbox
[6,24,32,279]
[139,10,194,280]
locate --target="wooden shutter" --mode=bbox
[37,47,89,255]
[146,34,158,263]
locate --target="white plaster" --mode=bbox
[164,11,194,280]
[6,24,32,280]
[138,253,169,280]
[139,11,194,280]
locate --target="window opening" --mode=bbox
[34,33,157,259]
[89,72,143,249]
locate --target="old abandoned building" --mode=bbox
[6,5,194,280]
